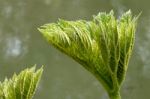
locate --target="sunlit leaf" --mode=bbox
[0,66,43,99]
[39,10,138,99]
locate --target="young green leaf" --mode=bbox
[0,66,43,99]
[39,10,138,99]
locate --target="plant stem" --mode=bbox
[108,91,121,99]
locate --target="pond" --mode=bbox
[0,0,150,99]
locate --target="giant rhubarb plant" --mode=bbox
[39,10,138,99]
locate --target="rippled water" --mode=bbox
[0,0,150,99]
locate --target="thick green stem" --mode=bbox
[108,91,121,99]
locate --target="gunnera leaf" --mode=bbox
[39,10,138,99]
[0,66,43,99]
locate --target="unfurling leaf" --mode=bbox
[39,10,138,99]
[0,66,43,99]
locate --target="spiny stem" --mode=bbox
[108,91,121,99]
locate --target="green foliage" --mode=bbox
[0,66,43,99]
[39,10,138,99]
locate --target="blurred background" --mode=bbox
[0,0,149,99]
